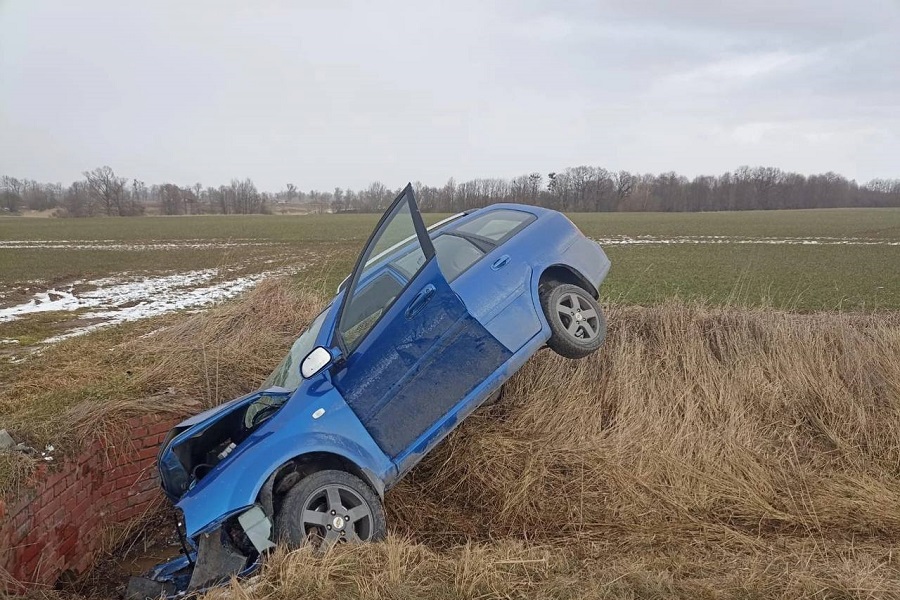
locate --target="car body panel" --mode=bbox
[173,378,395,539]
[331,256,511,458]
[392,319,548,477]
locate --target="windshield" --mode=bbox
[261,307,330,391]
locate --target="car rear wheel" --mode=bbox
[276,470,386,551]
[540,283,606,359]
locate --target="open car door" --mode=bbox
[330,185,512,469]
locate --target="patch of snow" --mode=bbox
[0,268,291,344]
[592,235,900,246]
[0,239,282,251]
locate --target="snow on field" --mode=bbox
[593,235,900,246]
[0,239,280,250]
[0,268,282,343]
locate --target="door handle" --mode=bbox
[405,284,436,319]
[491,255,511,271]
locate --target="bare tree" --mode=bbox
[1,176,24,212]
[83,166,128,216]
[613,171,636,207]
[7,163,900,218]
[159,184,184,215]
[61,181,95,217]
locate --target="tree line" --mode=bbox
[2,165,899,217]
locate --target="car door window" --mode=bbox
[338,192,432,350]
[454,209,536,244]
[433,234,485,281]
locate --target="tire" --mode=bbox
[276,470,386,551]
[540,283,606,359]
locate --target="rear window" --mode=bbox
[453,209,536,244]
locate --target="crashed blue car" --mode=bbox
[129,184,610,597]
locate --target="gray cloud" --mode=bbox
[1,0,897,190]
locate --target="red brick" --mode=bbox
[148,422,173,437]
[69,498,89,521]
[112,462,142,478]
[133,459,156,474]
[18,542,43,566]
[74,553,94,574]
[15,504,32,525]
[34,502,54,525]
[81,515,100,537]
[136,478,159,493]
[117,505,141,521]
[14,515,32,540]
[58,533,78,558]
[59,483,76,502]
[134,445,159,462]
[50,504,69,528]
[11,498,29,520]
[46,470,65,488]
[127,493,154,509]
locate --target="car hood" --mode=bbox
[174,386,292,429]
[158,387,293,501]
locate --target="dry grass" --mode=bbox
[0,278,323,496]
[120,277,323,408]
[389,305,900,544]
[204,536,899,600]
[4,281,900,597]
[225,297,900,598]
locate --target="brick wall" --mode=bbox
[0,413,183,591]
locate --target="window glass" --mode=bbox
[433,235,485,281]
[362,202,420,275]
[341,273,403,347]
[340,198,426,349]
[454,209,535,243]
[262,307,329,391]
[390,246,426,279]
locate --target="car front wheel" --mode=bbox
[540,283,606,359]
[276,469,386,551]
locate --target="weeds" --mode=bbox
[4,280,900,598]
[0,279,322,496]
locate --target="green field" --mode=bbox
[1,208,899,324]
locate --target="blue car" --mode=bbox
[131,184,610,597]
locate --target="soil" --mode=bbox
[58,510,183,599]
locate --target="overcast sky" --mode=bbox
[1,0,898,191]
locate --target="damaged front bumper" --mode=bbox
[125,505,274,600]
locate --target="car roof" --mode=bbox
[335,203,549,294]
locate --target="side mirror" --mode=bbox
[300,346,340,379]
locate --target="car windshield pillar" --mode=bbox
[261,308,329,391]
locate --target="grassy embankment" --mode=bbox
[2,279,899,598]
